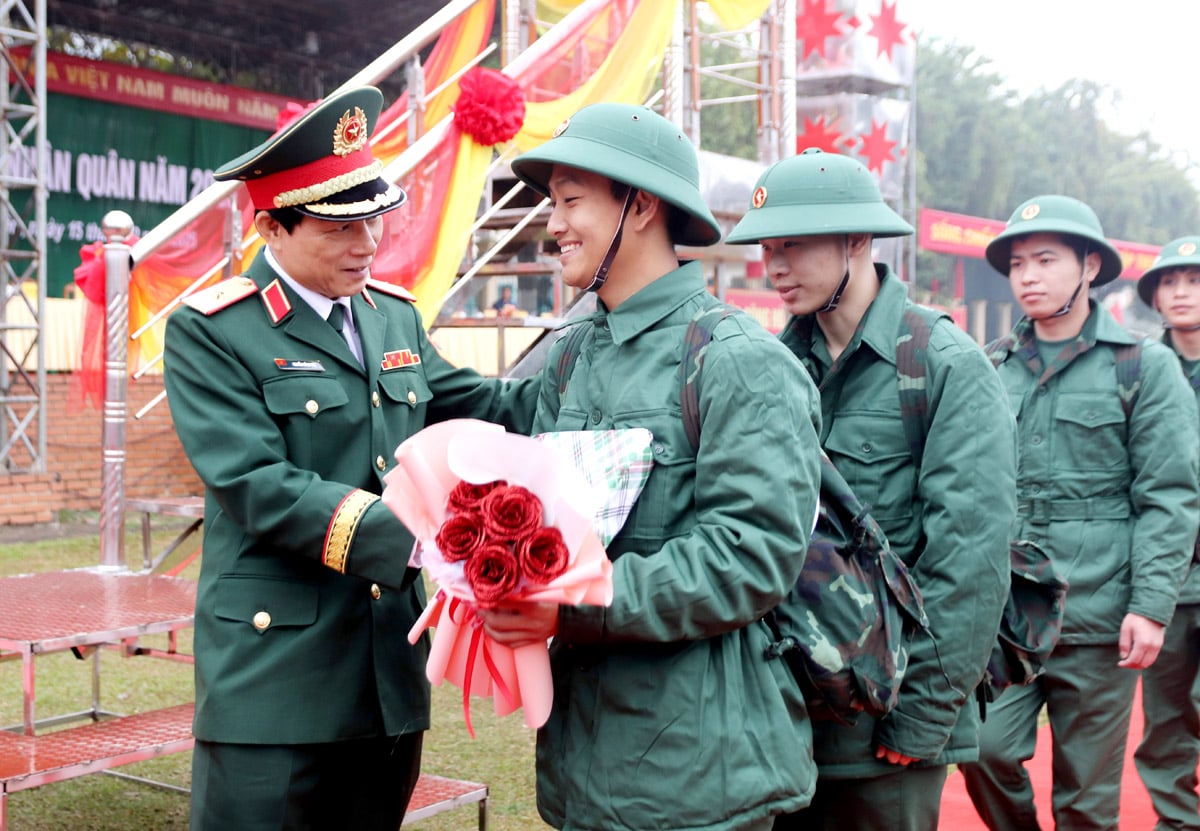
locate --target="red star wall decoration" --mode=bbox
[856,119,899,174]
[795,0,847,61]
[796,114,851,154]
[867,0,910,60]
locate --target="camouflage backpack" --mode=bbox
[556,302,929,725]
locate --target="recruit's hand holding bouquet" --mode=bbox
[382,418,653,735]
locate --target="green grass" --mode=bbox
[0,520,549,830]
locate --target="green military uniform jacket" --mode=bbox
[163,251,537,745]
[1155,330,1200,606]
[532,261,823,831]
[780,267,1016,777]
[989,304,1200,639]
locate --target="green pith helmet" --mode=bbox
[724,147,913,244]
[510,103,721,247]
[985,194,1123,286]
[1137,236,1200,307]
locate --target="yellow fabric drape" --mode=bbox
[410,0,677,319]
[414,134,495,323]
[705,0,771,31]
[514,0,676,152]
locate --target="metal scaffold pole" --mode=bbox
[0,0,48,472]
[99,211,133,570]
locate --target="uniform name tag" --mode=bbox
[275,358,326,372]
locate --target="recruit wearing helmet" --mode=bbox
[213,85,405,221]
[509,102,721,292]
[985,194,1123,319]
[724,147,913,311]
[1137,236,1200,308]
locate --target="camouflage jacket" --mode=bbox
[780,266,1015,777]
[989,304,1199,637]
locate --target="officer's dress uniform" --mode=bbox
[530,261,823,831]
[165,249,536,829]
[963,303,1200,831]
[778,267,1015,831]
[1135,332,1200,831]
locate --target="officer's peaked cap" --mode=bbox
[213,86,405,221]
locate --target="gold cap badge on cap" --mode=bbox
[552,118,570,138]
[1020,204,1041,221]
[752,186,768,209]
[333,107,368,157]
[1180,242,1197,256]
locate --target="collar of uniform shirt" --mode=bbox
[263,245,348,323]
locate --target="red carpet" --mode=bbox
[939,680,1163,829]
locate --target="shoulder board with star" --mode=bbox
[364,278,416,303]
[182,277,257,315]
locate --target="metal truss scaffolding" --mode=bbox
[0,0,47,472]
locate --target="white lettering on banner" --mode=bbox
[170,85,230,115]
[137,156,188,204]
[75,150,136,202]
[3,143,74,195]
[236,97,280,123]
[116,74,165,102]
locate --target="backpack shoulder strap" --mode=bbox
[680,304,739,454]
[1113,341,1142,423]
[555,321,593,404]
[895,305,946,466]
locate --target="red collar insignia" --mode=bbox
[260,279,293,324]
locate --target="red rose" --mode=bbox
[481,485,543,541]
[447,479,505,514]
[464,543,522,606]
[518,527,569,585]
[435,512,485,563]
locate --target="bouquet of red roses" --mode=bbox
[383,418,652,734]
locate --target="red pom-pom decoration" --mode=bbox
[453,67,526,146]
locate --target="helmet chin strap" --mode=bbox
[1043,245,1088,320]
[585,187,637,293]
[817,236,852,313]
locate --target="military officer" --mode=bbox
[163,85,538,831]
[1133,236,1200,831]
[960,196,1200,831]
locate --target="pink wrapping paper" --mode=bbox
[383,419,619,734]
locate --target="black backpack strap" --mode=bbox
[1113,342,1142,423]
[555,321,594,405]
[680,304,739,454]
[895,305,946,467]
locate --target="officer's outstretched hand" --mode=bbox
[1117,612,1166,669]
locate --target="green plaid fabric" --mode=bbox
[536,428,655,547]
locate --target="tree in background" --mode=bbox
[913,37,1200,303]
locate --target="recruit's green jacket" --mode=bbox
[532,261,822,831]
[163,252,538,745]
[989,304,1200,639]
[1164,331,1200,606]
[779,267,1015,778]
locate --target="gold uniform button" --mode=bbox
[407,390,417,405]
[375,455,387,471]
[252,610,271,630]
[370,583,382,600]
[305,399,319,415]
[371,391,381,408]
